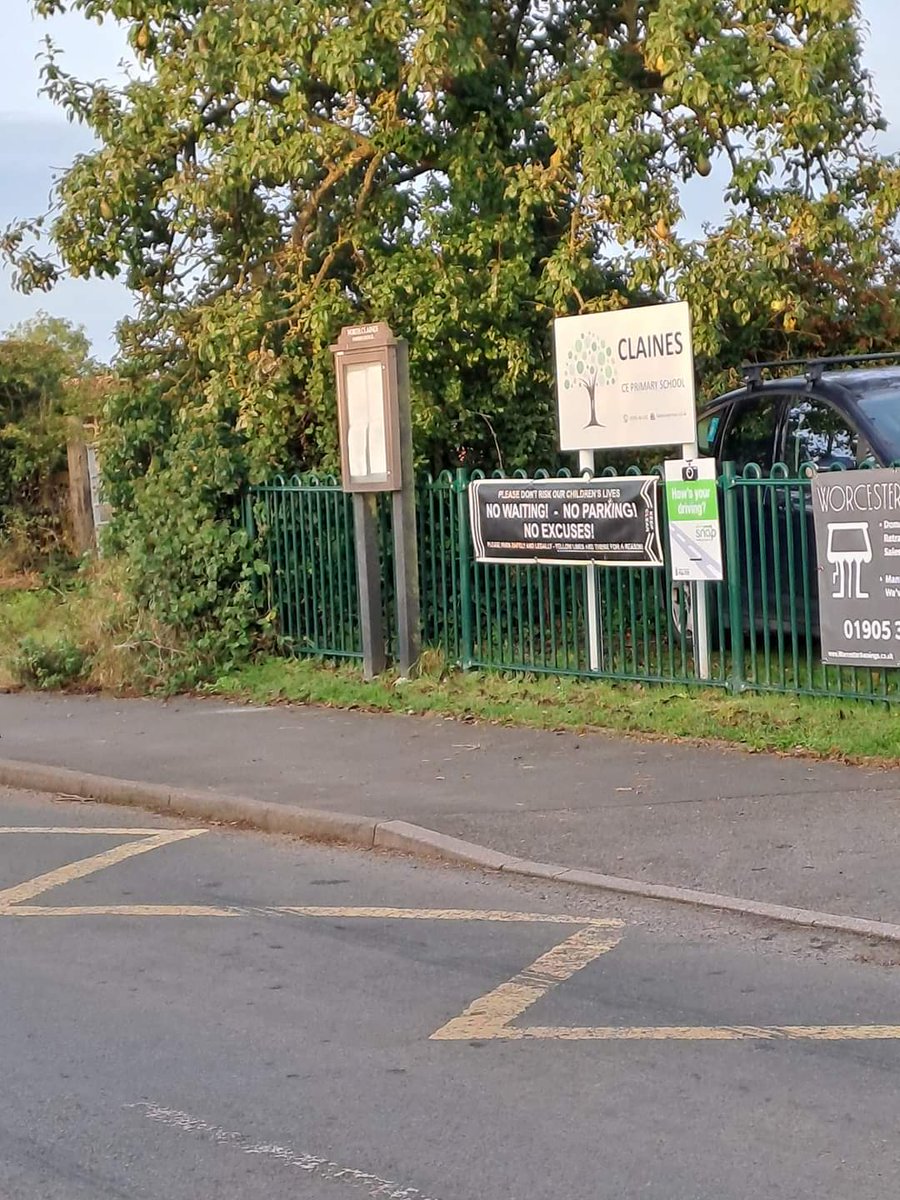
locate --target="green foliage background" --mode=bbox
[0,314,97,570]
[6,0,900,678]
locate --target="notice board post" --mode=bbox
[331,323,420,679]
[353,493,386,678]
[390,338,421,676]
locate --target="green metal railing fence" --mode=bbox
[245,475,361,659]
[245,464,900,704]
[449,466,729,686]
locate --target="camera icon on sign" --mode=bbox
[681,464,699,482]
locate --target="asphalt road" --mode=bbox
[2,786,900,1200]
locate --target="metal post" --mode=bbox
[391,340,421,677]
[353,492,386,679]
[456,468,474,668]
[579,449,602,672]
[681,440,711,680]
[721,461,745,692]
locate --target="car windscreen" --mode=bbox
[852,379,900,461]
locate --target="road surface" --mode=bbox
[2,786,899,1199]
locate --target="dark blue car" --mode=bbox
[698,355,900,472]
[684,354,900,641]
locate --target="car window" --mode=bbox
[720,396,781,471]
[696,410,723,456]
[852,384,900,464]
[783,398,858,471]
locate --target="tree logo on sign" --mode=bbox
[562,334,617,428]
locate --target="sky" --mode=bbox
[1,2,899,364]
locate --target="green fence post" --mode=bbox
[241,489,264,610]
[242,490,256,541]
[455,468,474,669]
[721,461,745,693]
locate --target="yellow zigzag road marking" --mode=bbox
[429,921,900,1043]
[275,906,621,925]
[0,827,181,835]
[431,923,623,1040]
[2,846,897,1044]
[457,1024,900,1041]
[0,829,206,908]
[0,905,235,918]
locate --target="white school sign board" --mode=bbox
[554,301,696,451]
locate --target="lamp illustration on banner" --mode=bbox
[826,522,872,599]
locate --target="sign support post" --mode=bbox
[681,440,711,680]
[578,449,602,672]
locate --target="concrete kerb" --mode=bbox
[0,758,378,849]
[4,755,900,945]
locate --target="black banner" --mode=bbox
[812,468,900,667]
[469,477,663,567]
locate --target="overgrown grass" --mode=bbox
[0,587,72,688]
[0,571,207,693]
[212,654,900,764]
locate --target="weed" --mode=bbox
[11,635,91,690]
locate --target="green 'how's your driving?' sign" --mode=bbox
[663,459,723,582]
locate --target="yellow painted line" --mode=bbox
[431,924,623,1040]
[274,906,622,925]
[430,922,900,1044]
[0,904,235,918]
[0,829,206,907]
[464,1024,900,1041]
[0,827,184,836]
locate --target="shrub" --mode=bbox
[11,635,91,690]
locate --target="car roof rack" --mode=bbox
[742,350,900,387]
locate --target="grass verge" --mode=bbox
[4,585,898,764]
[212,654,900,765]
[0,575,188,693]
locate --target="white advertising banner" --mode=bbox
[554,301,696,451]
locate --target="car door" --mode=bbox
[715,393,787,634]
[718,393,785,473]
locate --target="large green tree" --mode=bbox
[5,0,899,669]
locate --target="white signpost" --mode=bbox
[553,301,710,678]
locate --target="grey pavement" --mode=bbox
[2,786,900,1200]
[2,691,900,921]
